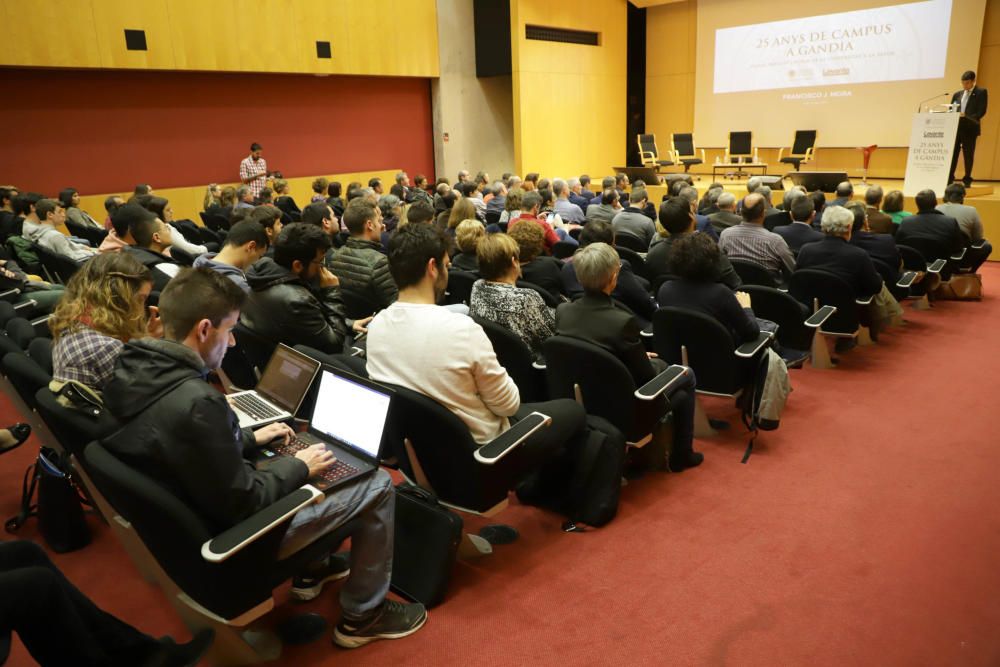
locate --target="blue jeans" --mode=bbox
[279,469,395,619]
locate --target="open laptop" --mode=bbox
[228,344,321,429]
[257,366,394,492]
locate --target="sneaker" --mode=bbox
[333,599,428,649]
[290,552,351,602]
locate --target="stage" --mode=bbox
[645,177,999,261]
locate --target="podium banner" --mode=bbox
[903,112,958,196]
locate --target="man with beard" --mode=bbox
[240,223,355,353]
[366,224,586,461]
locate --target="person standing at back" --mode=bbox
[239,142,268,200]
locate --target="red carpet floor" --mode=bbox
[3,265,1000,666]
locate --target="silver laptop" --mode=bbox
[228,345,321,429]
[259,366,393,492]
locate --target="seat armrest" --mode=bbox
[12,299,37,312]
[855,294,874,306]
[971,240,987,250]
[202,485,323,563]
[735,331,774,358]
[635,364,689,400]
[531,360,547,371]
[927,259,946,273]
[805,305,837,328]
[778,147,786,160]
[474,412,551,465]
[950,247,967,261]
[896,271,917,288]
[639,325,653,338]
[0,289,20,303]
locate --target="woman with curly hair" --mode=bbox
[50,253,159,392]
[311,177,329,203]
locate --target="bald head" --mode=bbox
[741,193,766,224]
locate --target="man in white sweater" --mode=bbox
[366,224,586,487]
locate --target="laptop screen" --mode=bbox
[255,345,321,412]
[311,369,391,458]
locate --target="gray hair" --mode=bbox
[378,194,401,217]
[820,205,853,235]
[707,188,723,204]
[458,170,470,180]
[236,185,251,199]
[568,178,580,189]
[552,178,568,196]
[492,181,505,192]
[757,185,772,204]
[678,186,698,204]
[574,242,620,292]
[717,192,736,209]
[747,176,763,193]
[395,172,408,184]
[508,176,522,188]
[601,176,616,189]
[864,184,884,206]
[783,186,806,207]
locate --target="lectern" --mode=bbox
[902,110,960,196]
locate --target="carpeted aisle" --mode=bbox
[2,265,1000,666]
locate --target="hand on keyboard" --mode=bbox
[254,422,294,447]
[295,443,336,477]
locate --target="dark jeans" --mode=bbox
[664,369,697,460]
[0,541,158,667]
[949,130,978,185]
[964,241,993,273]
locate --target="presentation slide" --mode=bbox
[694,0,987,146]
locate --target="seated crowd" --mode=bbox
[0,166,992,663]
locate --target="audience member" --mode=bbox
[235,185,255,210]
[561,221,655,324]
[845,202,901,281]
[407,200,435,226]
[99,201,137,253]
[832,181,854,207]
[0,186,18,239]
[311,177,330,203]
[58,188,101,228]
[486,181,508,216]
[809,190,828,229]
[139,196,209,258]
[553,179,585,224]
[509,219,564,301]
[101,267,424,647]
[880,190,911,226]
[23,198,97,263]
[301,201,340,240]
[588,177,616,208]
[522,172,539,191]
[377,194,403,249]
[647,197,741,289]
[774,195,824,253]
[708,192,742,234]
[242,223,350,353]
[203,183,222,212]
[217,186,237,220]
[677,186,718,240]
[327,182,346,217]
[500,188,523,225]
[122,205,180,290]
[389,172,410,201]
[518,191,560,251]
[863,185,894,234]
[368,177,384,196]
[612,189,655,248]
[50,252,159,392]
[718,194,795,286]
[329,198,397,310]
[192,220,269,293]
[452,219,484,272]
[0,252,65,314]
[248,204,284,250]
[586,189,621,226]
[566,178,589,212]
[937,183,992,271]
[698,183,724,216]
[446,198,478,233]
[555,242,701,471]
[895,190,964,261]
[270,178,300,219]
[470,233,555,360]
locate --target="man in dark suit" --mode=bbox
[862,185,894,235]
[555,241,701,472]
[895,190,964,261]
[774,195,824,253]
[845,202,901,282]
[949,70,989,187]
[831,182,853,208]
[796,205,883,299]
[708,192,742,234]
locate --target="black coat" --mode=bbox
[102,339,308,533]
[124,246,178,291]
[851,230,900,278]
[555,292,655,385]
[952,86,988,136]
[895,210,964,260]
[795,236,883,298]
[774,222,824,253]
[561,259,656,323]
[657,279,759,344]
[646,234,741,290]
[520,256,565,301]
[242,257,348,353]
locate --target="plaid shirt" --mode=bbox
[718,222,796,284]
[53,327,124,390]
[239,155,268,198]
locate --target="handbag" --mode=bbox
[5,447,91,553]
[390,482,462,608]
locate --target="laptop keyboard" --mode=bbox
[231,393,283,421]
[277,433,360,486]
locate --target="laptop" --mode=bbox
[257,366,394,492]
[228,344,321,429]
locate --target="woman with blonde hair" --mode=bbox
[203,183,222,212]
[500,187,524,225]
[50,253,159,392]
[452,219,485,272]
[447,198,478,231]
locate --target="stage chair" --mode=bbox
[637,134,674,173]
[84,441,359,666]
[473,316,548,404]
[652,307,773,436]
[789,269,874,368]
[778,130,817,171]
[671,133,705,174]
[725,131,758,165]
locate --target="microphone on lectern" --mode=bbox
[916,93,950,112]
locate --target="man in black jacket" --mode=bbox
[328,198,397,311]
[647,196,741,289]
[119,204,180,290]
[796,205,883,299]
[241,223,354,354]
[949,70,989,187]
[845,202,901,281]
[895,190,964,261]
[555,242,701,472]
[101,268,426,648]
[774,195,824,253]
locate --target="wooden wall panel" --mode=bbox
[0,0,102,68]
[91,0,176,69]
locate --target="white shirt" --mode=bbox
[366,301,520,443]
[960,90,970,113]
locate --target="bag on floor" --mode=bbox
[4,447,91,553]
[932,273,982,300]
[390,482,462,608]
[737,348,791,462]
